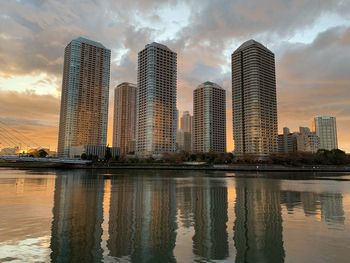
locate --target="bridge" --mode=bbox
[0,120,92,165]
[0,119,45,155]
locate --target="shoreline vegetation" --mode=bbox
[1,149,350,172]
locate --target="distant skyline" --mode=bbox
[0,0,350,152]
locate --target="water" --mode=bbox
[0,168,350,263]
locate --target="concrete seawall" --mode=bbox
[1,161,350,172]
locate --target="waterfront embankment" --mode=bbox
[1,160,350,172]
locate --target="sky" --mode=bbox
[0,0,350,152]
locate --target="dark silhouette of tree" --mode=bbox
[105,146,112,161]
[81,153,87,160]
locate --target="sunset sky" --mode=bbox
[0,0,349,152]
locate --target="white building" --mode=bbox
[312,116,338,150]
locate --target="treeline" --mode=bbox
[22,149,48,158]
[270,149,349,166]
[105,149,350,166]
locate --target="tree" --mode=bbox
[37,149,48,158]
[81,153,87,160]
[105,146,112,161]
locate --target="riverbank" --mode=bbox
[1,161,350,172]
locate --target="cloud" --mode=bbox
[277,26,350,151]
[0,90,59,149]
[179,0,350,45]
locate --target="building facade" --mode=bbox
[278,127,320,153]
[113,82,137,155]
[180,111,193,133]
[177,111,193,151]
[136,42,177,156]
[176,130,192,152]
[277,127,297,154]
[57,37,110,158]
[295,127,320,153]
[312,116,338,150]
[193,82,226,153]
[232,39,278,155]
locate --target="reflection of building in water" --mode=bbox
[300,192,320,216]
[234,179,285,263]
[176,180,194,228]
[50,171,104,263]
[280,190,301,211]
[280,191,345,224]
[320,193,345,224]
[192,179,229,260]
[107,177,136,258]
[107,175,177,262]
[149,179,177,262]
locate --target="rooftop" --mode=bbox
[73,37,107,49]
[196,81,223,90]
[145,42,174,52]
[116,82,137,88]
[235,39,272,53]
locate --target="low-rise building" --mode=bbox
[69,145,120,159]
[278,127,320,153]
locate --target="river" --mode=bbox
[0,168,350,262]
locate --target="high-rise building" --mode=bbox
[57,37,110,158]
[136,42,177,156]
[193,81,226,153]
[180,111,193,133]
[232,39,278,155]
[177,111,193,152]
[113,82,137,155]
[312,116,338,150]
[176,130,192,152]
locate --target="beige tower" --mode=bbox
[180,111,193,133]
[193,81,226,153]
[113,82,137,155]
[57,37,110,158]
[232,39,278,155]
[177,111,193,152]
[136,42,177,156]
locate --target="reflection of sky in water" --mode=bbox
[0,236,51,262]
[0,169,350,262]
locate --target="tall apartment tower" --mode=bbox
[57,37,110,158]
[113,82,137,155]
[232,39,278,155]
[136,42,177,155]
[312,116,338,150]
[193,81,226,153]
[177,111,193,152]
[181,111,193,133]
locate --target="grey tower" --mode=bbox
[232,40,278,155]
[136,42,177,156]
